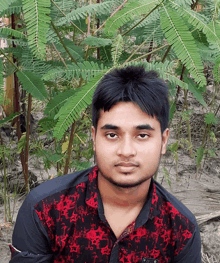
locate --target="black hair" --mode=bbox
[92,66,169,133]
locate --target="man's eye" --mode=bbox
[106,133,118,139]
[138,134,148,139]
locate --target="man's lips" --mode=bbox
[115,162,139,167]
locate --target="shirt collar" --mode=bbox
[85,167,160,226]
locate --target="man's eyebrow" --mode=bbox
[136,124,154,130]
[101,124,119,130]
[100,124,154,130]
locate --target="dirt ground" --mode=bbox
[0,86,220,262]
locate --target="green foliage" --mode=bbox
[82,36,112,47]
[56,1,115,26]
[0,0,22,16]
[105,0,161,36]
[54,73,104,140]
[22,0,51,58]
[0,113,19,126]
[44,89,76,116]
[112,34,124,66]
[43,61,107,81]
[0,28,25,39]
[204,113,219,125]
[0,58,3,104]
[160,3,206,86]
[16,71,47,100]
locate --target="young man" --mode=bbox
[10,66,201,262]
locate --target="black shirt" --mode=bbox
[10,166,201,262]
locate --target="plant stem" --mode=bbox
[161,45,171,63]
[127,44,169,63]
[24,94,32,193]
[50,0,85,35]
[64,122,76,175]
[184,89,193,156]
[51,21,78,64]
[93,0,128,35]
[52,43,68,68]
[146,39,154,62]
[122,1,163,36]
[0,133,8,222]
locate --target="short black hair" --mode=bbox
[92,66,169,133]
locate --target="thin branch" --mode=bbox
[50,0,85,35]
[51,43,68,68]
[51,21,78,64]
[0,49,19,71]
[123,39,147,64]
[161,45,172,63]
[122,2,162,36]
[93,0,128,35]
[127,44,170,64]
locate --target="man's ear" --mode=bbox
[161,128,169,155]
[91,126,96,151]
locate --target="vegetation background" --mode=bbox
[0,0,220,262]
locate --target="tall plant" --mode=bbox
[0,0,219,182]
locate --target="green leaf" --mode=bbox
[112,34,123,66]
[162,167,171,187]
[204,113,219,125]
[0,28,25,39]
[22,0,51,58]
[105,0,161,36]
[0,0,22,16]
[183,76,207,107]
[56,1,115,26]
[44,89,76,116]
[54,73,105,140]
[196,146,204,165]
[0,113,19,127]
[42,61,108,81]
[55,38,84,62]
[16,71,47,100]
[214,56,220,83]
[0,58,3,102]
[82,36,112,47]
[160,4,206,86]
[0,0,18,13]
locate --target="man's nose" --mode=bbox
[116,137,137,157]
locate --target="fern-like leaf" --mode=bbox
[183,76,207,107]
[82,36,112,47]
[56,1,115,26]
[160,3,206,86]
[0,0,22,16]
[0,58,3,104]
[169,0,220,55]
[44,89,76,116]
[43,61,108,81]
[16,70,47,100]
[22,0,51,58]
[53,73,105,140]
[214,56,220,83]
[55,38,84,62]
[112,34,123,67]
[0,0,18,13]
[0,28,25,39]
[105,0,161,36]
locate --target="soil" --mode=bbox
[0,86,220,263]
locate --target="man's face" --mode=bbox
[91,102,169,188]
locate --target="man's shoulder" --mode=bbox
[153,179,197,225]
[27,167,94,207]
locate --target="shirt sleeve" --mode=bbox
[174,221,201,263]
[9,193,53,263]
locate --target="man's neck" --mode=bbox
[98,172,151,209]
